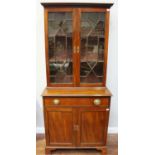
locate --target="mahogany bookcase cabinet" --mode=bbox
[41,2,114,155]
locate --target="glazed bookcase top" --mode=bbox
[42,3,113,87]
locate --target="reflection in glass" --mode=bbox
[80,12,105,83]
[48,12,73,83]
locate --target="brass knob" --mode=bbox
[77,46,80,53]
[93,99,101,106]
[53,99,60,105]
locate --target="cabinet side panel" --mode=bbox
[44,8,51,85]
[103,9,110,86]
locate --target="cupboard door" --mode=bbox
[78,9,108,86]
[45,9,76,86]
[45,107,75,146]
[77,107,109,146]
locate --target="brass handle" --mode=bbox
[77,46,80,53]
[53,99,60,105]
[73,46,80,54]
[93,99,101,106]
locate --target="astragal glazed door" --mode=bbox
[45,8,109,87]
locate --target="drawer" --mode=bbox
[44,97,109,107]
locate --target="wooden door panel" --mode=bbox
[78,107,109,146]
[81,111,105,144]
[46,108,74,146]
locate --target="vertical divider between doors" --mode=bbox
[76,108,81,146]
[76,8,81,86]
[73,8,81,86]
[73,108,79,146]
[73,9,77,86]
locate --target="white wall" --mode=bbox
[36,0,46,128]
[107,1,118,130]
[36,0,118,133]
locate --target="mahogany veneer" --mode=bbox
[41,2,114,155]
[42,87,112,97]
[42,87,112,154]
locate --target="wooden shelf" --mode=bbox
[49,54,72,62]
[50,75,73,84]
[81,35,105,38]
[48,53,104,63]
[81,53,104,62]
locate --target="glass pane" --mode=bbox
[80,12,105,83]
[48,12,73,83]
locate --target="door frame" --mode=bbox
[44,8,77,87]
[76,8,110,87]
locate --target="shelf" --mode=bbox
[49,58,103,63]
[81,60,103,63]
[49,55,103,62]
[80,75,103,78]
[80,75,103,83]
[81,53,104,62]
[49,53,72,62]
[52,35,72,37]
[81,35,104,38]
[48,19,72,22]
[48,34,72,38]
[50,75,72,77]
[50,75,73,84]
